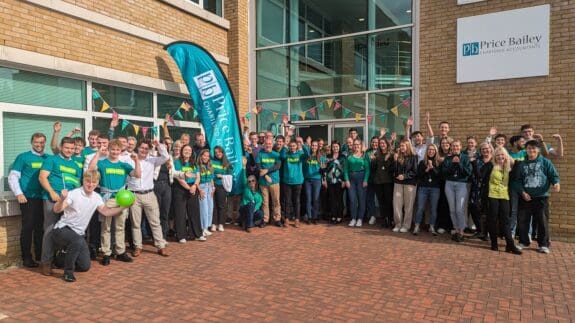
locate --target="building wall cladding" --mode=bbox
[0,0,247,266]
[419,0,575,241]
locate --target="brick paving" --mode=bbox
[0,223,574,322]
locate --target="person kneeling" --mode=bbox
[49,170,127,282]
[239,175,264,232]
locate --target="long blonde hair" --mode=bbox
[424,144,442,167]
[397,139,415,164]
[492,147,513,173]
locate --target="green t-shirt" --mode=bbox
[81,147,97,158]
[199,164,214,184]
[343,154,370,182]
[96,159,133,196]
[11,151,50,198]
[256,150,281,186]
[41,154,83,199]
[211,159,230,186]
[508,149,527,161]
[304,155,327,180]
[174,160,199,185]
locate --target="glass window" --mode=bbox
[257,47,289,100]
[92,83,152,117]
[92,117,153,140]
[291,34,368,96]
[370,28,412,90]
[374,0,412,29]
[0,67,86,110]
[257,0,286,46]
[291,94,365,122]
[157,94,200,123]
[204,0,223,17]
[256,100,288,136]
[160,126,202,145]
[367,91,411,139]
[3,113,83,190]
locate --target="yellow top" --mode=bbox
[488,167,509,200]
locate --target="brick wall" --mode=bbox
[419,0,575,240]
[0,215,21,268]
[225,0,250,119]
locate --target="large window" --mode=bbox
[92,83,152,117]
[0,67,86,110]
[368,91,411,138]
[158,94,200,123]
[189,0,223,16]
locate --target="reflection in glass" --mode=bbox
[371,28,412,90]
[92,83,152,117]
[368,91,411,139]
[291,94,365,122]
[256,100,288,136]
[257,47,289,100]
[158,94,199,122]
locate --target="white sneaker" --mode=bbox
[413,224,420,235]
[356,219,363,227]
[392,226,400,232]
[217,224,224,232]
[178,239,187,244]
[517,243,528,250]
[195,236,207,242]
[368,216,376,225]
[450,229,456,235]
[430,226,437,236]
[437,228,446,234]
[348,219,356,227]
[204,229,213,236]
[210,224,217,232]
[400,227,408,233]
[538,246,550,254]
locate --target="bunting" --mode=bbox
[100,101,110,112]
[142,127,149,138]
[390,106,399,117]
[299,111,307,121]
[174,109,183,120]
[133,124,140,135]
[152,127,158,137]
[121,119,129,131]
[180,101,192,112]
[355,113,361,122]
[92,89,102,100]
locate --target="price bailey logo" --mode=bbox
[463,34,543,57]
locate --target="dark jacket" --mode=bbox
[372,151,394,185]
[390,155,417,185]
[416,159,442,188]
[441,153,472,182]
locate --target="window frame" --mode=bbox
[188,0,224,17]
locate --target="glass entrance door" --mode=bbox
[332,123,365,146]
[296,124,329,143]
[294,122,366,147]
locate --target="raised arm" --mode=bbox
[50,121,62,154]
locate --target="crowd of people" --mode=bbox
[9,112,562,282]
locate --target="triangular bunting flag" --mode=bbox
[391,106,399,117]
[367,115,373,124]
[309,107,316,117]
[318,103,325,112]
[245,112,251,120]
[325,99,334,109]
[401,97,411,108]
[142,127,149,138]
[152,127,158,137]
[192,109,198,119]
[355,113,361,122]
[299,112,306,120]
[92,89,102,100]
[334,101,342,111]
[133,124,140,135]
[100,101,110,112]
[272,112,278,119]
[252,106,259,115]
[174,109,183,120]
[343,109,352,118]
[180,101,192,112]
[121,119,129,131]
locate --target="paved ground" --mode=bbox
[0,223,574,322]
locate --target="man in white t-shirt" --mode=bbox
[46,170,127,282]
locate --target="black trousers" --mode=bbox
[154,180,172,239]
[172,185,202,240]
[374,183,394,226]
[52,227,91,275]
[213,185,227,226]
[468,203,485,235]
[19,198,44,261]
[487,198,514,248]
[518,197,549,247]
[284,184,302,220]
[327,183,344,220]
[437,183,453,231]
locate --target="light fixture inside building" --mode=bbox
[358,18,365,22]
[406,9,412,13]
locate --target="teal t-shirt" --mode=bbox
[211,159,229,186]
[11,151,49,199]
[199,164,214,184]
[256,150,281,186]
[508,149,527,161]
[41,154,83,199]
[304,155,327,180]
[174,160,199,185]
[72,155,85,170]
[96,159,133,196]
[280,149,307,185]
[81,147,97,158]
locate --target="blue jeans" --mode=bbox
[348,171,366,221]
[199,183,214,231]
[415,186,440,226]
[239,202,263,229]
[444,181,469,230]
[304,179,321,220]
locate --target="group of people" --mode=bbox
[9,112,562,282]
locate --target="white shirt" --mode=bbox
[84,152,107,173]
[54,188,104,235]
[128,144,169,191]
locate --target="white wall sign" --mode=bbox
[458,0,486,5]
[456,5,550,83]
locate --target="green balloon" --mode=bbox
[116,189,135,207]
